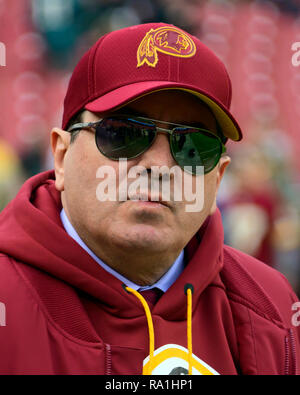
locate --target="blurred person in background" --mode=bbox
[0,139,25,212]
[31,0,169,69]
[220,145,280,267]
[258,0,300,15]
[218,117,300,295]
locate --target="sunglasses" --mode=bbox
[67,115,226,175]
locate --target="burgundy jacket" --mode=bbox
[0,171,299,375]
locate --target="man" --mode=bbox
[0,23,299,375]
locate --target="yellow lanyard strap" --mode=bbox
[184,284,194,375]
[124,283,194,375]
[124,286,155,375]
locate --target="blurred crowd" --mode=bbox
[1,0,300,295]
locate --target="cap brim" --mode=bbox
[85,81,242,141]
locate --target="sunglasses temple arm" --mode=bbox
[67,122,96,133]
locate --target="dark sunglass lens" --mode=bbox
[95,118,156,159]
[171,129,222,174]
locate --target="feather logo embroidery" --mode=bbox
[137,26,196,68]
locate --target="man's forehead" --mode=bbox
[118,89,215,113]
[85,90,218,128]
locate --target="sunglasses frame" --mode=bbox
[67,115,227,174]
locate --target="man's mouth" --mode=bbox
[127,192,172,209]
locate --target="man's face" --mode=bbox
[52,90,230,284]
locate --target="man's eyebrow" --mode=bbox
[113,107,211,129]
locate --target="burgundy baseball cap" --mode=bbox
[62,23,242,141]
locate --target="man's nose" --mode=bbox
[135,132,176,170]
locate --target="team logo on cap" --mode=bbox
[137,26,196,68]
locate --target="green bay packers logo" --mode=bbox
[137,26,196,68]
[143,344,219,375]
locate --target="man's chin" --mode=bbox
[110,223,173,252]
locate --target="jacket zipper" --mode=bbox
[285,330,297,375]
[289,329,297,375]
[284,336,290,375]
[105,343,112,375]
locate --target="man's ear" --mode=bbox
[50,128,71,192]
[210,154,231,214]
[216,154,231,192]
